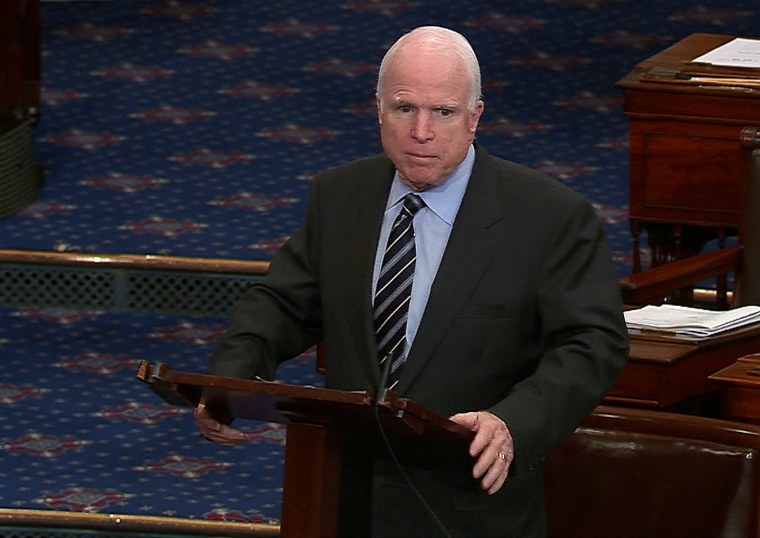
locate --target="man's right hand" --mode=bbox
[194,402,247,446]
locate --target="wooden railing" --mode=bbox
[0,508,278,537]
[0,248,270,275]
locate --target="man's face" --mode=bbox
[377,46,484,191]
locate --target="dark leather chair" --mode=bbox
[620,128,760,309]
[545,405,760,538]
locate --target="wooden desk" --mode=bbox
[710,354,760,424]
[605,323,760,411]
[617,33,760,270]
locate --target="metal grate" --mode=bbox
[0,265,115,309]
[0,263,259,315]
[126,271,254,315]
[0,528,80,538]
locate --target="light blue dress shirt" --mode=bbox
[372,144,475,353]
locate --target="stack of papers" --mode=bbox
[624,304,760,338]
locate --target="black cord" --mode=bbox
[372,404,452,538]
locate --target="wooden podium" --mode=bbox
[136,361,472,538]
[617,33,760,270]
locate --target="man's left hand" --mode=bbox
[449,410,514,495]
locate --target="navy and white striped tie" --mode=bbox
[374,193,425,389]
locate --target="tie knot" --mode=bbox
[402,194,425,217]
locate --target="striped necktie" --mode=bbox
[374,193,425,389]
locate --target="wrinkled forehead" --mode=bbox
[382,47,468,92]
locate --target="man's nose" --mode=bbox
[410,113,434,141]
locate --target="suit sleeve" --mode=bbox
[490,197,629,467]
[207,185,324,381]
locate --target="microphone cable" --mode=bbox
[371,370,452,538]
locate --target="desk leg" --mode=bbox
[280,421,343,538]
[631,220,642,273]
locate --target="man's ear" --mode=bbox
[469,99,485,132]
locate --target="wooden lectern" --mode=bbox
[617,33,760,269]
[136,361,472,538]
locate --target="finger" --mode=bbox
[452,410,513,493]
[485,463,508,495]
[449,411,479,431]
[451,411,491,456]
[451,412,493,459]
[194,404,246,445]
[467,411,502,458]
[193,403,220,432]
[471,442,503,479]
[479,448,512,494]
[467,412,514,491]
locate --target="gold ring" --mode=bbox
[498,452,506,461]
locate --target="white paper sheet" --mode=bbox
[692,38,760,69]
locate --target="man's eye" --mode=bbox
[438,108,453,117]
[399,105,413,113]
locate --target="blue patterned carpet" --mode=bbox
[1,0,759,528]
[0,305,323,524]
[4,0,756,272]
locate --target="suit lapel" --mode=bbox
[398,149,505,391]
[336,162,395,374]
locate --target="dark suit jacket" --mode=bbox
[210,143,629,537]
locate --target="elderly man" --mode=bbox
[196,26,628,537]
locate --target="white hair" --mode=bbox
[376,26,482,113]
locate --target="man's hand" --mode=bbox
[449,410,514,495]
[194,402,247,446]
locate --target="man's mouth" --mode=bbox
[408,152,436,162]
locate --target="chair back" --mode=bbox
[544,406,760,538]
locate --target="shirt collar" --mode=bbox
[388,144,475,225]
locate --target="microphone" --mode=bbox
[371,352,393,406]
